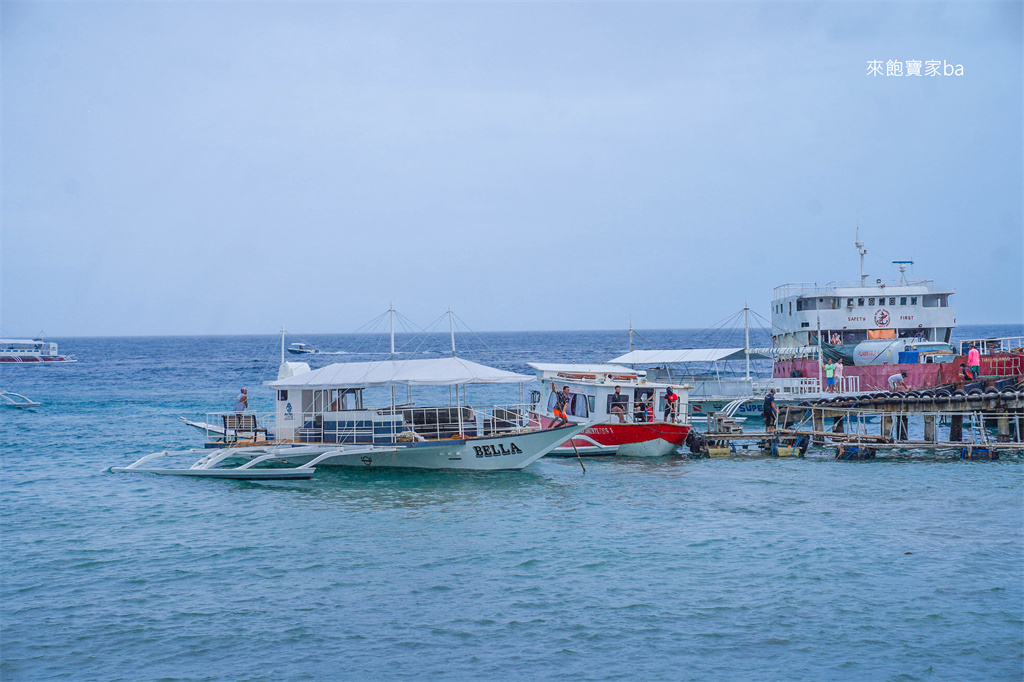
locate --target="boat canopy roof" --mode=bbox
[610,347,818,364]
[269,356,534,390]
[527,362,643,376]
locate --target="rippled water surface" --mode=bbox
[2,326,1021,681]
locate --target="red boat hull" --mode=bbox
[535,415,691,457]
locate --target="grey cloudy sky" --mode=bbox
[2,1,1021,336]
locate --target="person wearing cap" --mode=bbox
[233,387,248,412]
[887,372,908,391]
[663,386,679,422]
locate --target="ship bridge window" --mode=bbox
[868,297,875,306]
[847,298,854,307]
[911,296,917,305]
[857,298,864,306]
[900,297,907,305]
[801,322,810,328]
[888,297,896,306]
[922,294,944,308]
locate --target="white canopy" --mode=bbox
[610,348,778,364]
[269,356,535,390]
[527,362,642,375]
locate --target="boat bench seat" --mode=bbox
[401,407,476,439]
[223,413,269,441]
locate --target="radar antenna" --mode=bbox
[892,260,914,286]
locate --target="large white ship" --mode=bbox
[771,232,964,391]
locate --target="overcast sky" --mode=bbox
[2,1,1021,337]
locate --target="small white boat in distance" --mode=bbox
[0,391,41,408]
[115,355,589,479]
[286,342,319,355]
[0,338,75,363]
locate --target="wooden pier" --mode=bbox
[689,380,1024,461]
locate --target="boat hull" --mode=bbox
[535,417,690,457]
[285,424,587,470]
[116,424,592,476]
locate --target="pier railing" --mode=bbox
[959,337,1024,356]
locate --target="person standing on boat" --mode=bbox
[967,344,981,379]
[551,385,571,429]
[763,389,778,433]
[663,386,679,422]
[233,387,248,412]
[824,360,836,392]
[834,359,844,392]
[959,363,973,383]
[609,386,628,423]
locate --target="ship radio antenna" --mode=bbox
[280,325,286,364]
[629,315,634,354]
[855,222,868,287]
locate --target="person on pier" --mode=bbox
[763,389,778,433]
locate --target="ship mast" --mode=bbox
[744,300,751,382]
[856,223,868,287]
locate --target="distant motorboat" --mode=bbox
[286,342,319,355]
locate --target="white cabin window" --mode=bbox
[858,298,865,306]
[889,297,896,305]
[900,297,907,305]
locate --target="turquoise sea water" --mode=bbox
[2,325,1022,681]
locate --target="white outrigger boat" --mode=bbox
[114,316,588,480]
[0,390,41,408]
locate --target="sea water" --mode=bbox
[1,325,1021,681]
